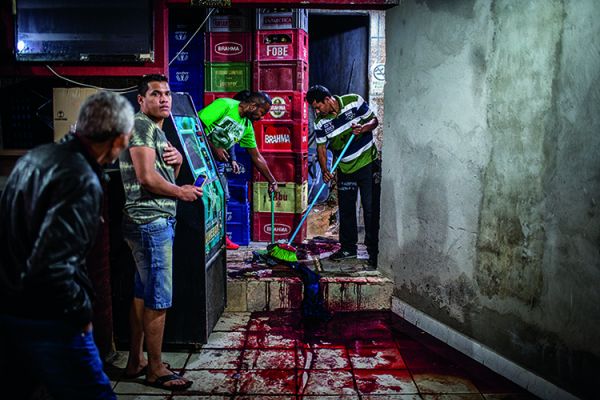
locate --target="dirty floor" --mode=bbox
[107,310,538,399]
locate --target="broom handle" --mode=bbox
[288,134,356,244]
[271,190,275,244]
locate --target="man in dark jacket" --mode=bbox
[0,91,134,400]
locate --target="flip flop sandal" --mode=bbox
[144,373,192,391]
[123,362,172,379]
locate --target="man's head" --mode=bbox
[76,91,134,163]
[306,85,337,116]
[239,91,272,122]
[137,74,171,121]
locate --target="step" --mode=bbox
[225,274,393,313]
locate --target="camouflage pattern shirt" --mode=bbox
[119,112,176,224]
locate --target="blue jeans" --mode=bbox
[0,315,115,400]
[123,217,176,310]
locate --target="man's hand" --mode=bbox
[177,184,203,202]
[231,160,241,174]
[322,170,334,183]
[351,123,363,136]
[163,142,183,166]
[213,147,230,162]
[268,181,279,194]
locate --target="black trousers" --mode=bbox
[337,160,381,260]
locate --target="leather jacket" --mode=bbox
[0,134,104,326]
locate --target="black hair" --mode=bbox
[306,85,332,104]
[245,91,272,107]
[137,74,169,96]
[233,90,252,102]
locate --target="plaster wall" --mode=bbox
[382,0,600,397]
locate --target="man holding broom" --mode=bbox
[306,85,381,269]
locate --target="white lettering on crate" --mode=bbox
[264,16,293,25]
[264,223,291,235]
[215,42,243,56]
[266,45,289,57]
[264,134,291,144]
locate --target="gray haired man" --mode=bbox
[0,91,134,400]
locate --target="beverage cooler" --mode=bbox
[163,93,227,346]
[112,93,226,348]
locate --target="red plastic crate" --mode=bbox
[262,91,308,123]
[252,152,308,184]
[256,9,309,32]
[205,32,252,63]
[207,8,253,32]
[253,60,309,92]
[252,211,306,243]
[203,91,237,106]
[255,29,308,62]
[254,121,308,153]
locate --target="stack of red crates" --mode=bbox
[251,9,310,243]
[203,9,254,245]
[204,8,253,101]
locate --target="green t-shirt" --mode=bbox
[119,112,176,224]
[198,98,257,150]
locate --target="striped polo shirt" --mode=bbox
[313,94,377,174]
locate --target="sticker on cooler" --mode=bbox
[269,96,287,119]
[215,41,243,56]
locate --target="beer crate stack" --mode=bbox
[168,10,204,108]
[251,8,310,243]
[204,8,254,245]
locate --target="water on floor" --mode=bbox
[108,310,538,399]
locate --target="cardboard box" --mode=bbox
[53,88,98,142]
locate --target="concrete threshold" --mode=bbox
[225,243,393,313]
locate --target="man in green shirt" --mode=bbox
[199,91,278,248]
[306,85,381,268]
[119,74,202,391]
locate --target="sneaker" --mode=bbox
[225,236,240,250]
[329,249,357,261]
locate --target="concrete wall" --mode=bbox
[382,0,600,398]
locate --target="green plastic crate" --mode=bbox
[205,62,251,92]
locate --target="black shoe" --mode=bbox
[363,258,377,271]
[329,249,357,261]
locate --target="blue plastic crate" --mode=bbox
[226,201,251,245]
[168,35,203,66]
[169,65,204,109]
[224,144,252,181]
[226,201,250,224]
[228,182,249,204]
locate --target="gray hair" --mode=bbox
[75,91,134,142]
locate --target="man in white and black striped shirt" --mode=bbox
[306,85,381,268]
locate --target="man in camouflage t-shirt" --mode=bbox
[306,85,381,269]
[119,75,201,391]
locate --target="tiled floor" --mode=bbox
[107,310,538,399]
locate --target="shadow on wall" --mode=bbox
[385,143,477,326]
